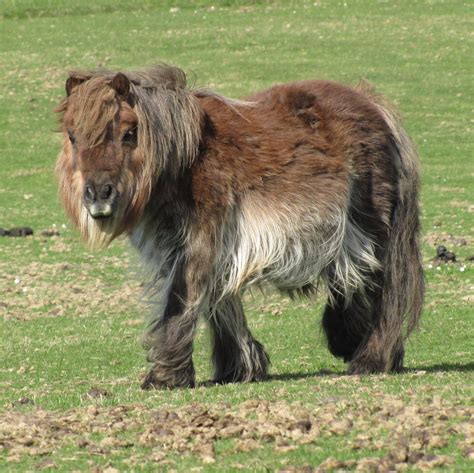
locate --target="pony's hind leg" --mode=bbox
[323,275,405,374]
[208,295,270,384]
[346,289,407,375]
[322,290,371,364]
[390,337,405,373]
[348,326,403,375]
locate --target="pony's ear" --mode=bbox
[65,73,90,96]
[110,73,130,98]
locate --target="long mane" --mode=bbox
[57,64,203,174]
[55,64,208,248]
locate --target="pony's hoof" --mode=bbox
[141,372,169,390]
[348,358,387,375]
[141,366,196,390]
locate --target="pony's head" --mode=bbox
[55,66,202,249]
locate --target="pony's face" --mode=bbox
[56,73,150,248]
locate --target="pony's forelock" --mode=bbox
[56,64,204,246]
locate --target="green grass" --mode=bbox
[0,0,473,471]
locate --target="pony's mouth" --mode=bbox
[88,202,113,220]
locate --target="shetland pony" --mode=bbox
[56,65,424,388]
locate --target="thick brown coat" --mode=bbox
[56,66,424,388]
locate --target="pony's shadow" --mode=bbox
[198,369,340,388]
[269,362,474,381]
[405,362,474,374]
[198,362,474,387]
[265,369,343,382]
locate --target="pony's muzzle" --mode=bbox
[83,180,117,219]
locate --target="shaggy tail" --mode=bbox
[345,86,425,373]
[374,93,424,343]
[322,84,424,373]
[342,87,425,374]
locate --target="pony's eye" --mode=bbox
[122,127,137,144]
[67,130,76,145]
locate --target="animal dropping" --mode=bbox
[55,64,424,389]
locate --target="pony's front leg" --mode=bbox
[141,314,197,390]
[208,295,270,384]
[141,253,205,390]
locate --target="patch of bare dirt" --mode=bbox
[0,395,471,469]
[423,232,470,248]
[0,255,142,321]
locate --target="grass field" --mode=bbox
[0,0,473,471]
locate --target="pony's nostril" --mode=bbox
[84,185,96,203]
[101,184,113,200]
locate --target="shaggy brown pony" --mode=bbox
[55,65,424,389]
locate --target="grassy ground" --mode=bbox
[0,0,473,471]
